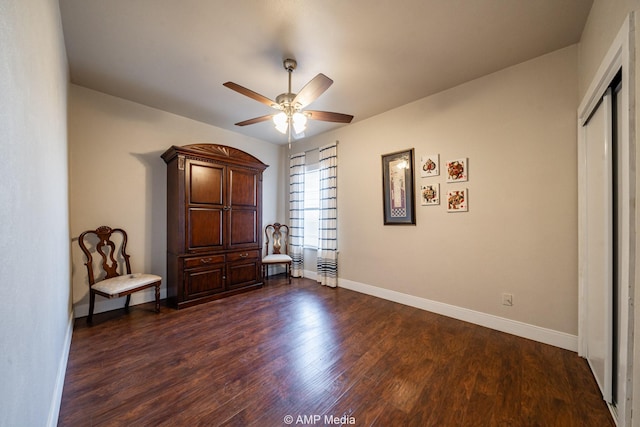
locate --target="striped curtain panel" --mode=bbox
[289,152,305,278]
[317,142,338,287]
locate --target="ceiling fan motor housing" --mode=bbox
[275,93,300,113]
[283,58,297,72]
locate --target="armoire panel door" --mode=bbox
[188,208,223,251]
[184,266,225,299]
[229,210,258,247]
[227,166,260,249]
[188,161,224,205]
[229,167,257,207]
[226,260,260,290]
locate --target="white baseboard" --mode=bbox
[48,310,74,427]
[336,277,578,352]
[77,273,577,351]
[303,270,318,281]
[74,287,165,318]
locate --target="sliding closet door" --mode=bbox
[582,88,613,403]
[613,81,624,406]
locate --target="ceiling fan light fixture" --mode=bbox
[292,112,307,134]
[273,112,288,134]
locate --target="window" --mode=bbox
[303,163,319,248]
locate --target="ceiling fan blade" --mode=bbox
[305,110,354,123]
[234,114,274,126]
[293,73,333,108]
[223,82,279,109]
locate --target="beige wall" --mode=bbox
[0,0,71,426]
[68,85,284,316]
[294,46,579,335]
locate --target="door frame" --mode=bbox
[578,13,635,425]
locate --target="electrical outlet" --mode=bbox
[502,293,513,306]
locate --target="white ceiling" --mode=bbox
[58,0,593,145]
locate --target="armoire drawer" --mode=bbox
[183,254,225,269]
[227,250,259,262]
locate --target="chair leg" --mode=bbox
[124,294,131,312]
[87,291,95,324]
[155,284,160,313]
[287,264,291,284]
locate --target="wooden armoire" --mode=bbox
[161,143,268,309]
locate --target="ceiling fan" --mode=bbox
[223,58,354,145]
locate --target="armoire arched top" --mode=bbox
[161,143,268,171]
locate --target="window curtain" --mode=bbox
[289,152,305,278]
[317,142,338,287]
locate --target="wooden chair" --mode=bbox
[262,223,292,283]
[78,225,161,324]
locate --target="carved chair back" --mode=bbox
[78,226,133,286]
[264,223,290,256]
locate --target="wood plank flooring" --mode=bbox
[58,277,614,426]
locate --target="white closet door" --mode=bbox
[583,88,613,403]
[614,82,624,406]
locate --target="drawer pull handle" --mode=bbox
[200,258,213,264]
[240,253,248,258]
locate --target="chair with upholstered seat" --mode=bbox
[262,223,292,283]
[78,225,161,324]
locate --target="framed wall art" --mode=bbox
[447,188,468,212]
[446,158,468,182]
[420,154,439,177]
[420,183,440,206]
[382,148,416,225]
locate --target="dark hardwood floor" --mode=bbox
[58,277,614,426]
